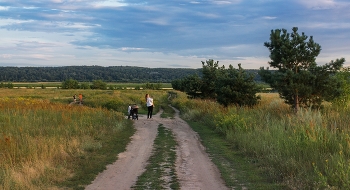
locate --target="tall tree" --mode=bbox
[201,59,220,99]
[260,27,345,112]
[216,64,261,107]
[182,74,203,98]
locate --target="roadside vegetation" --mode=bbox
[171,91,350,189]
[0,88,169,190]
[169,27,349,188]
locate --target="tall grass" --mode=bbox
[171,92,350,189]
[0,97,130,189]
[0,88,169,189]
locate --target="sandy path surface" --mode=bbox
[85,106,228,190]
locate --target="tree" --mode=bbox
[7,82,14,89]
[91,80,107,90]
[171,79,184,91]
[143,82,162,90]
[181,74,203,98]
[62,79,79,89]
[332,67,350,108]
[260,27,345,112]
[216,64,261,107]
[201,59,220,99]
[80,82,91,89]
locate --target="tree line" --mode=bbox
[61,79,163,90]
[173,27,349,113]
[0,66,203,83]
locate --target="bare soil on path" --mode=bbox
[85,106,228,190]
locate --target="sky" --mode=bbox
[0,0,349,69]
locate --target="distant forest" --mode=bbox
[0,66,261,83]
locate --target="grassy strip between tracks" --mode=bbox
[187,120,287,190]
[132,124,179,190]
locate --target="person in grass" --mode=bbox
[145,94,154,119]
[127,104,132,119]
[79,93,83,104]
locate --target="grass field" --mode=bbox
[3,87,349,189]
[0,88,169,189]
[171,91,350,189]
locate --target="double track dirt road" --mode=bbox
[85,107,228,190]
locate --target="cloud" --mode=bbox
[297,0,336,9]
[0,0,348,69]
[262,16,277,20]
[0,6,10,11]
[120,47,145,52]
[91,0,128,8]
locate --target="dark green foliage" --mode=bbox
[216,64,261,107]
[143,82,162,90]
[331,67,350,108]
[184,74,203,98]
[260,27,345,112]
[0,82,14,89]
[201,59,221,99]
[7,82,14,89]
[173,60,261,107]
[0,66,202,83]
[171,79,183,91]
[80,82,91,89]
[62,79,79,89]
[91,80,107,90]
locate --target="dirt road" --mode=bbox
[85,106,228,190]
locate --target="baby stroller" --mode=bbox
[130,104,139,120]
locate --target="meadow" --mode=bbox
[171,91,350,189]
[2,88,350,189]
[0,88,169,189]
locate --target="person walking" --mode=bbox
[79,93,83,104]
[127,104,132,119]
[145,94,154,119]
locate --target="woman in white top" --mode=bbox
[145,94,154,119]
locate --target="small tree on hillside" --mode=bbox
[260,27,345,112]
[216,64,261,107]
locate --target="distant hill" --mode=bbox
[0,66,202,83]
[0,66,261,83]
